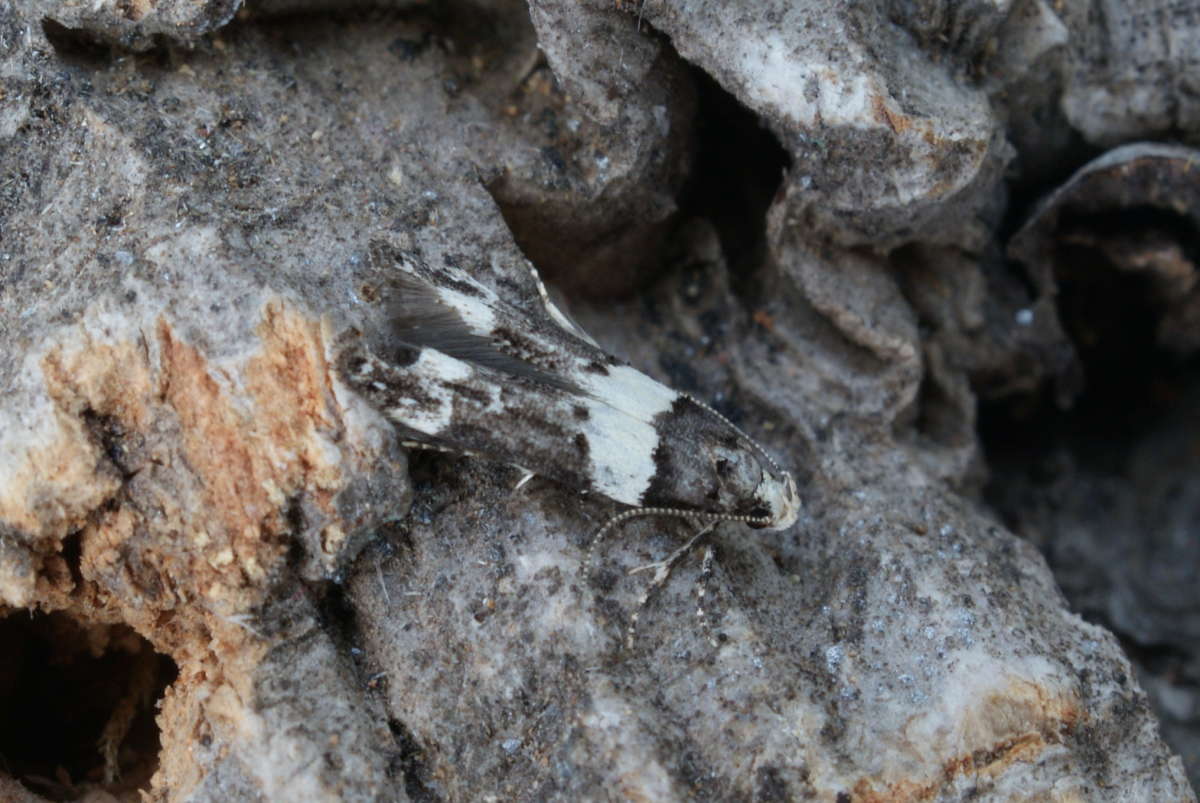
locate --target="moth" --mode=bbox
[335,244,800,561]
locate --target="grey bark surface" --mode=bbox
[0,0,1196,800]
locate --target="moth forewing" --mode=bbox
[336,245,801,538]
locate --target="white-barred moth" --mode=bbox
[336,244,799,542]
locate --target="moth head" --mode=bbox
[753,468,800,530]
[648,395,801,530]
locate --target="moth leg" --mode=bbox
[584,507,701,582]
[695,544,719,648]
[625,521,716,649]
[400,440,481,459]
[513,469,536,491]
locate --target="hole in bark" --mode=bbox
[982,207,1199,465]
[0,612,177,802]
[60,531,85,589]
[981,197,1200,783]
[40,19,116,68]
[487,52,788,299]
[678,65,790,279]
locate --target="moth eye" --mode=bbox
[715,458,732,477]
[748,503,770,520]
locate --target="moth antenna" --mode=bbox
[582,506,770,583]
[625,521,716,649]
[695,544,719,648]
[678,393,787,476]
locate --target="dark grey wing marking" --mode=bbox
[388,270,584,394]
[370,238,599,347]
